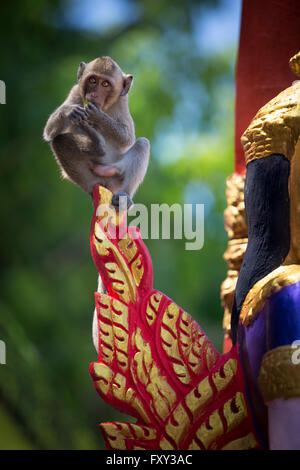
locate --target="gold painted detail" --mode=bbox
[104,261,136,304]
[118,234,137,262]
[240,264,300,326]
[187,392,250,450]
[221,173,247,333]
[162,364,250,450]
[92,362,150,424]
[258,346,300,402]
[185,376,214,422]
[161,303,190,385]
[94,227,137,304]
[131,255,144,287]
[221,433,258,450]
[145,292,162,326]
[289,51,300,78]
[194,409,224,450]
[241,52,300,165]
[223,392,247,432]
[212,358,237,392]
[91,185,260,450]
[97,294,129,371]
[100,422,157,450]
[224,173,247,241]
[93,186,147,303]
[164,403,191,447]
[131,328,177,422]
[179,312,218,377]
[160,303,218,385]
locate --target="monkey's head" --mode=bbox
[77,57,133,111]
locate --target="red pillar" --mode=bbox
[235,0,300,174]
[223,0,300,354]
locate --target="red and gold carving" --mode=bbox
[89,185,260,450]
[221,173,247,337]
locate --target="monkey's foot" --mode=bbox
[111,190,133,210]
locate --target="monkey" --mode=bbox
[43,57,150,352]
[43,56,150,208]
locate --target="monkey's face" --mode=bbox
[79,57,133,111]
[84,73,119,110]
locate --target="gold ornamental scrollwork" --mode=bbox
[221,172,247,334]
[90,185,260,450]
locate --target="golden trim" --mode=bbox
[145,293,162,326]
[221,433,257,450]
[258,346,300,402]
[223,392,247,432]
[212,358,237,392]
[91,185,260,450]
[241,52,300,165]
[224,173,247,241]
[161,303,191,385]
[131,328,177,422]
[131,254,144,287]
[240,264,300,326]
[221,173,247,333]
[100,422,156,450]
[290,51,300,78]
[118,234,137,262]
[93,201,138,304]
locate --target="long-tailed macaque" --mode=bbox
[44,57,150,351]
[43,56,150,207]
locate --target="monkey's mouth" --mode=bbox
[85,93,103,108]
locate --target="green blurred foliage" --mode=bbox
[0,0,236,449]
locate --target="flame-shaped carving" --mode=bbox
[89,185,260,450]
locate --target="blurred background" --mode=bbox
[0,0,241,449]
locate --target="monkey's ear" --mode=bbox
[77,62,87,82]
[121,74,133,96]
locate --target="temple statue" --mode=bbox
[89,50,300,451]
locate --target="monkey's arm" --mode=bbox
[85,102,134,148]
[43,85,83,141]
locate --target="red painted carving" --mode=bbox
[89,185,260,450]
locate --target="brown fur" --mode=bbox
[43,56,150,201]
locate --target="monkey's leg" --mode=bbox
[111,138,150,208]
[51,131,105,194]
[44,101,84,141]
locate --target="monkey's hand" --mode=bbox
[84,102,103,126]
[43,104,84,141]
[69,105,88,123]
[69,105,95,133]
[85,102,134,148]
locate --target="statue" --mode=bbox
[89,52,300,450]
[231,51,300,450]
[89,185,260,450]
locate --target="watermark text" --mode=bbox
[96,198,205,251]
[0,80,6,104]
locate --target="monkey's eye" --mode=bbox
[89,76,97,84]
[102,80,110,87]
